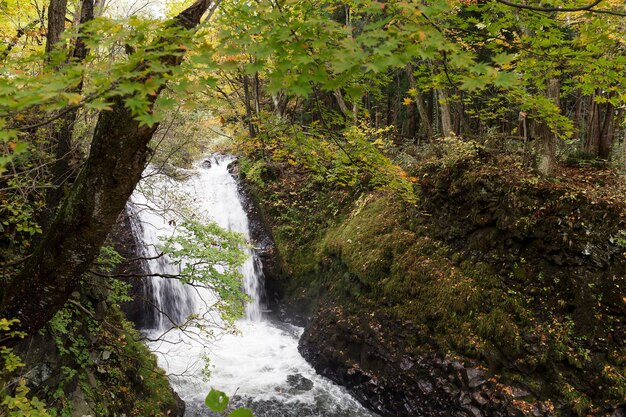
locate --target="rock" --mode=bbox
[612,407,626,417]
[400,356,414,371]
[173,391,186,417]
[418,379,434,395]
[286,373,314,391]
[461,368,487,389]
[510,386,531,399]
[201,159,212,169]
[25,363,52,387]
[471,392,489,406]
[464,405,484,417]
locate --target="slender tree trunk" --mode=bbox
[254,71,261,116]
[439,88,453,137]
[271,91,288,118]
[1,0,215,340]
[537,78,560,176]
[333,89,352,120]
[572,90,582,141]
[243,73,256,137]
[0,20,41,62]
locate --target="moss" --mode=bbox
[249,151,626,415]
[89,306,180,416]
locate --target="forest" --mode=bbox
[0,0,625,416]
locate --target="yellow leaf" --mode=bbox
[66,93,82,105]
[402,97,414,106]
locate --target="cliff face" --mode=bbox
[240,152,626,417]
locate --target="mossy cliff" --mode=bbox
[239,151,626,417]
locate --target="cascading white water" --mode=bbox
[129,155,377,417]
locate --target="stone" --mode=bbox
[462,368,487,388]
[400,356,414,371]
[25,363,52,387]
[510,386,531,399]
[612,407,626,417]
[286,373,314,391]
[417,379,434,395]
[471,392,489,406]
[464,405,484,417]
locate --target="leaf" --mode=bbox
[85,99,113,111]
[228,409,254,417]
[205,389,229,412]
[13,142,28,154]
[493,71,520,88]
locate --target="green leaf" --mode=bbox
[13,142,28,154]
[205,389,229,412]
[493,71,520,88]
[228,408,254,417]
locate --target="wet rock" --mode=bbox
[201,159,212,169]
[286,373,314,391]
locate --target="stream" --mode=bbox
[128,155,377,417]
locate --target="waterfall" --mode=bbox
[128,155,377,417]
[129,154,265,330]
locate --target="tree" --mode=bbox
[0,0,218,340]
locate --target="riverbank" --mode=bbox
[239,146,626,417]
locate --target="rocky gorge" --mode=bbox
[237,149,626,417]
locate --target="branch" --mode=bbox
[494,0,626,16]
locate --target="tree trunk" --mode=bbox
[584,92,600,155]
[333,89,352,120]
[537,78,560,176]
[0,20,41,63]
[439,88,453,137]
[271,91,288,118]
[42,0,95,233]
[45,0,68,59]
[599,103,620,159]
[243,74,257,137]
[406,64,433,139]
[1,0,215,340]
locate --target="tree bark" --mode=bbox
[406,64,433,139]
[243,73,257,137]
[583,92,600,155]
[42,0,95,233]
[537,77,560,176]
[333,88,352,120]
[438,88,453,137]
[45,0,68,59]
[1,0,215,339]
